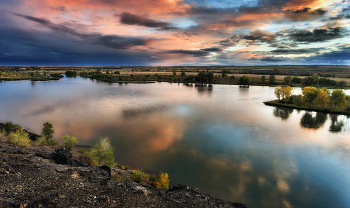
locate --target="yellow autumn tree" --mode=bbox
[154,172,169,189]
[302,86,319,107]
[316,89,330,108]
[274,86,283,100]
[282,86,293,100]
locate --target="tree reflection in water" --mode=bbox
[273,107,294,121]
[329,114,345,133]
[300,112,327,129]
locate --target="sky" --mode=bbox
[0,0,350,66]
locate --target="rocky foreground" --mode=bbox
[0,139,248,207]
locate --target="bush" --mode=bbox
[5,122,22,130]
[0,128,6,142]
[41,122,54,140]
[35,135,47,147]
[83,137,115,167]
[131,170,147,183]
[60,134,78,151]
[153,171,170,189]
[7,130,32,147]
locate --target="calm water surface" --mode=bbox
[1,77,350,208]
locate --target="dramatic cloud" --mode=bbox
[119,12,177,30]
[0,0,349,65]
[287,27,347,43]
[15,14,153,49]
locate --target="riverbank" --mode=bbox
[0,123,248,208]
[264,100,350,115]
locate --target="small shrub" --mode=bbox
[0,128,7,142]
[35,135,47,147]
[153,171,170,189]
[5,122,22,130]
[131,170,147,183]
[7,130,32,147]
[60,134,78,151]
[83,137,115,167]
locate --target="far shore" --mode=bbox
[264,100,350,115]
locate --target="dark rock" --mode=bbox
[69,159,88,167]
[49,148,72,164]
[99,165,111,178]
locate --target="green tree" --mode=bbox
[274,86,283,100]
[261,75,266,82]
[284,75,292,85]
[331,89,348,109]
[238,76,251,86]
[269,74,275,83]
[173,70,176,76]
[41,122,54,140]
[181,71,186,77]
[337,81,348,89]
[302,86,319,107]
[221,70,228,78]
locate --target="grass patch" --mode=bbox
[83,137,115,167]
[7,130,32,147]
[116,163,129,170]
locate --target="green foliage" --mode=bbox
[35,135,47,147]
[269,74,275,83]
[230,75,235,80]
[60,134,78,151]
[41,122,54,140]
[284,75,292,85]
[83,137,115,167]
[4,122,22,130]
[0,128,7,142]
[114,71,120,74]
[239,76,251,85]
[261,75,265,82]
[337,81,348,89]
[195,72,214,82]
[116,164,129,170]
[302,74,319,86]
[292,76,302,84]
[131,170,147,183]
[173,70,176,76]
[7,130,32,147]
[181,71,186,77]
[35,135,58,146]
[331,89,348,109]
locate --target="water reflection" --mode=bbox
[1,78,350,208]
[273,107,294,121]
[300,112,327,129]
[329,114,345,133]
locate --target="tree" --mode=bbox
[302,86,319,107]
[41,122,54,140]
[261,75,266,82]
[221,70,228,78]
[331,89,348,109]
[337,80,348,89]
[316,89,330,108]
[173,70,176,76]
[238,76,251,86]
[181,71,186,77]
[282,86,293,100]
[274,86,283,100]
[292,76,302,84]
[284,75,292,85]
[269,74,275,83]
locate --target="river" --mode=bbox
[0,76,349,208]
